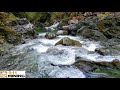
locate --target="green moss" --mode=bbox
[95,68,120,78]
[74,60,120,78]
[12,12,51,24]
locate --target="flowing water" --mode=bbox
[1,32,120,78]
[1,22,120,78]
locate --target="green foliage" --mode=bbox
[11,12,83,25]
[34,12,51,23]
[12,12,36,22]
[12,12,51,24]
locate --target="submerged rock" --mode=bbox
[55,37,81,47]
[95,46,120,56]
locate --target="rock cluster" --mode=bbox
[0,18,37,56]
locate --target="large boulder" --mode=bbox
[0,15,37,56]
[76,16,100,34]
[0,27,23,45]
[74,59,120,78]
[97,14,120,39]
[81,29,107,41]
[81,29,94,38]
[62,24,79,36]
[5,18,37,41]
[11,18,33,30]
[6,18,33,30]
[55,37,81,47]
[81,16,99,30]
[59,18,82,36]
[45,32,57,39]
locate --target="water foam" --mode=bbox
[14,32,120,78]
[48,66,85,78]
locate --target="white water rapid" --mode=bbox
[14,32,120,78]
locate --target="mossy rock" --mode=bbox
[75,59,120,70]
[74,40,81,46]
[96,14,120,39]
[55,37,81,47]
[74,60,94,72]
[74,59,120,78]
